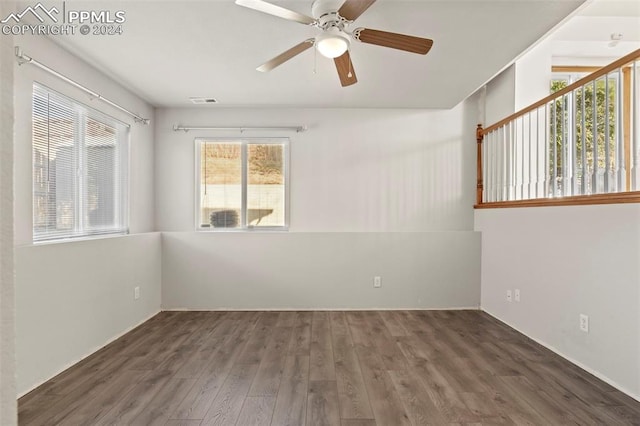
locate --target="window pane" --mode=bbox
[247,144,285,227]
[33,91,77,237]
[85,117,117,230]
[200,142,242,228]
[33,84,128,242]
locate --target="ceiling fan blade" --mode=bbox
[235,0,316,25]
[338,0,376,21]
[354,28,433,55]
[334,51,357,87]
[257,39,315,72]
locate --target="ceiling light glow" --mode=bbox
[316,30,350,58]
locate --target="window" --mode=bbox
[32,83,129,242]
[478,54,640,206]
[549,71,621,196]
[196,139,288,230]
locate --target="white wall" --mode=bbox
[156,105,478,232]
[12,35,161,396]
[476,204,640,400]
[484,64,516,126]
[163,232,480,310]
[515,38,553,110]
[15,233,161,396]
[156,99,481,310]
[0,1,17,423]
[484,35,559,124]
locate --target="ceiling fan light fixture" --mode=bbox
[316,30,350,58]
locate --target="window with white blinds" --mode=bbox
[32,83,129,242]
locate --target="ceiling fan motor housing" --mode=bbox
[312,0,347,25]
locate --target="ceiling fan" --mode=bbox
[235,0,433,87]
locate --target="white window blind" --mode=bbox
[32,83,129,242]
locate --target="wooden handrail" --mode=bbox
[483,48,640,134]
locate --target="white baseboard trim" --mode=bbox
[161,306,481,312]
[481,308,640,403]
[18,310,161,399]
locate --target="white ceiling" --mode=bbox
[46,0,585,108]
[549,0,640,63]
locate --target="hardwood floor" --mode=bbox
[19,310,640,425]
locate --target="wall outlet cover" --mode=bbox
[580,314,589,332]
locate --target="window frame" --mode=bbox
[194,137,290,232]
[32,82,130,243]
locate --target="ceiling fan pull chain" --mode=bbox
[347,49,353,78]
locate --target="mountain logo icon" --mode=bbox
[1,3,59,24]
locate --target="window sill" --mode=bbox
[197,227,289,232]
[474,191,640,209]
[29,231,130,246]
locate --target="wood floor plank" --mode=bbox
[237,313,279,365]
[282,355,310,379]
[95,369,175,426]
[57,369,150,426]
[306,380,340,426]
[362,312,408,371]
[171,318,255,420]
[276,311,297,327]
[330,312,373,420]
[18,310,640,426]
[271,377,308,426]
[288,312,312,355]
[200,362,260,426]
[272,341,310,425]
[413,361,480,423]
[378,310,410,337]
[309,312,336,381]
[354,345,412,426]
[127,315,207,370]
[339,420,377,426]
[26,347,131,398]
[173,317,237,379]
[388,369,449,425]
[458,392,514,424]
[25,356,133,426]
[164,420,202,426]
[17,393,59,426]
[248,326,293,397]
[235,396,275,426]
[395,335,434,367]
[130,378,197,426]
[345,312,376,348]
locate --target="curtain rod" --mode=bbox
[173,125,307,133]
[15,46,150,125]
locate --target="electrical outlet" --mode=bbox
[134,286,140,300]
[580,314,589,332]
[507,290,512,302]
[373,276,381,288]
[514,289,520,302]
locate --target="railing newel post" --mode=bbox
[477,124,484,205]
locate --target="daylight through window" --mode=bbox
[32,84,129,242]
[196,139,288,230]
